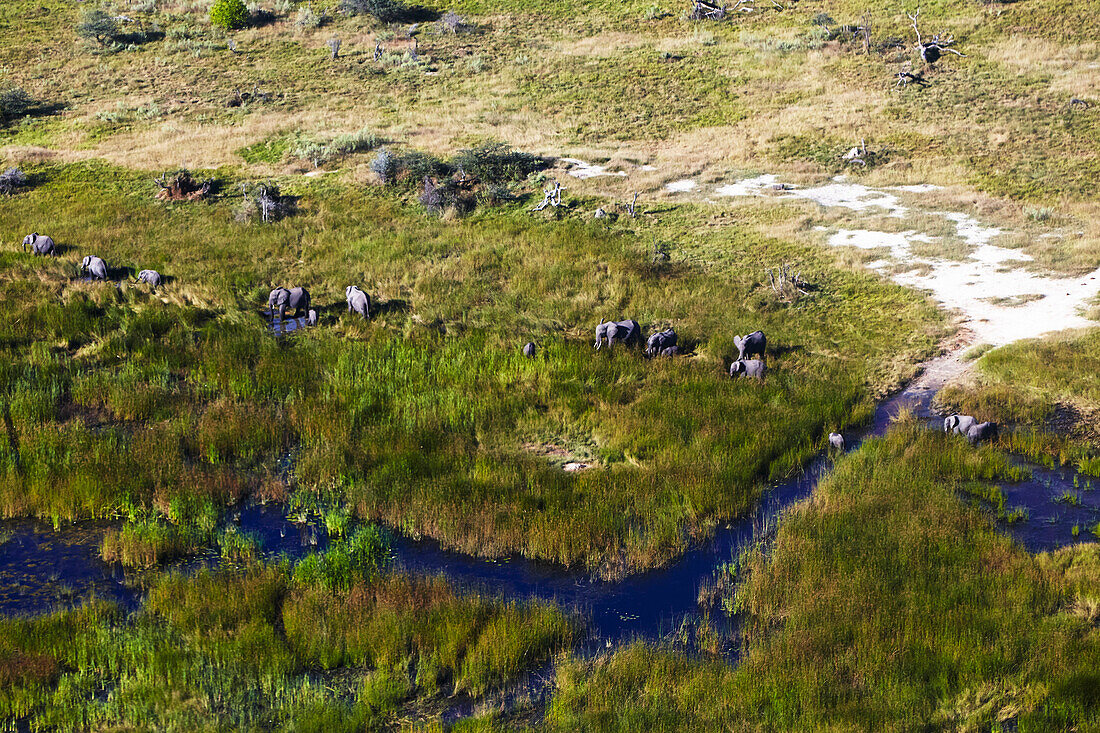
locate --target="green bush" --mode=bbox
[451,141,544,183]
[0,88,33,123]
[75,9,120,46]
[210,0,250,30]
[341,0,409,23]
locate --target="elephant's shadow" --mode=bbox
[371,298,410,318]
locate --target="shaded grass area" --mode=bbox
[542,424,1100,730]
[0,541,574,730]
[0,161,940,576]
[938,330,1100,474]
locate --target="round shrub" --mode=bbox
[210,0,249,30]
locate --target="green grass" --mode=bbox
[938,330,1100,471]
[0,552,574,730]
[0,161,940,576]
[542,423,1100,730]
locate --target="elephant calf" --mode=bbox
[522,341,536,358]
[137,269,162,287]
[594,319,641,350]
[966,421,998,445]
[269,286,310,320]
[658,346,680,357]
[646,328,677,357]
[944,414,977,436]
[80,255,107,280]
[23,232,56,256]
[734,330,767,361]
[345,285,371,319]
[730,359,766,380]
[829,432,845,451]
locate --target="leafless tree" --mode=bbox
[907,9,965,65]
[767,264,810,303]
[531,181,564,212]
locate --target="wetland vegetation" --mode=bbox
[2,0,1100,728]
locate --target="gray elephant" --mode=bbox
[966,421,998,445]
[828,432,845,451]
[658,346,680,357]
[23,232,56,256]
[646,328,677,357]
[345,285,371,319]
[733,331,766,361]
[594,319,641,350]
[137,269,162,287]
[730,359,766,379]
[522,341,536,358]
[80,255,107,280]
[307,309,318,326]
[944,414,977,436]
[269,286,310,320]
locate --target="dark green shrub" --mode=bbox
[0,168,28,195]
[451,142,544,183]
[210,0,250,30]
[342,0,410,23]
[0,88,33,123]
[76,8,120,46]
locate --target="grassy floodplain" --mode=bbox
[0,162,940,576]
[2,0,1100,728]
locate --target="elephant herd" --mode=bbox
[23,233,1002,453]
[586,318,768,382]
[266,284,372,327]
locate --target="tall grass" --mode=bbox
[0,162,940,575]
[0,557,574,729]
[542,424,1100,729]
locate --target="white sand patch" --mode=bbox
[717,174,908,216]
[639,164,658,171]
[715,174,779,197]
[561,158,628,179]
[714,171,1100,345]
[939,212,1003,247]
[827,229,917,259]
[666,179,697,193]
[825,228,1100,345]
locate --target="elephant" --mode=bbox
[646,328,677,357]
[80,255,107,280]
[307,309,318,327]
[829,432,845,451]
[345,285,371,319]
[23,232,55,256]
[594,319,641,350]
[966,421,998,445]
[269,286,310,320]
[522,341,536,358]
[733,331,767,361]
[137,269,162,287]
[730,359,766,379]
[944,414,977,436]
[659,346,680,357]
